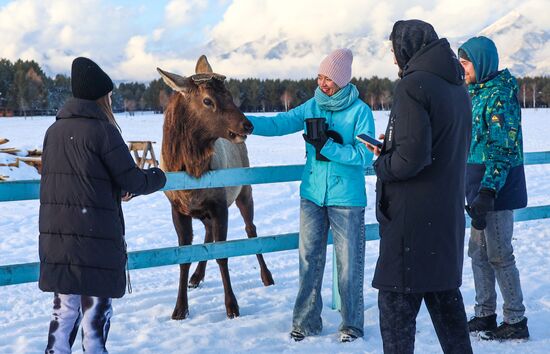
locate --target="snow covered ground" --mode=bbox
[1,109,549,353]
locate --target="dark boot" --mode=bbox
[480,317,529,341]
[468,314,497,332]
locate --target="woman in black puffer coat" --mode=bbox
[39,57,166,354]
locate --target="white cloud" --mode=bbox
[164,0,207,27]
[0,0,547,82]
[116,35,197,81]
[0,0,133,77]
[210,0,381,49]
[403,0,524,38]
[152,28,165,41]
[515,0,549,29]
[203,0,548,79]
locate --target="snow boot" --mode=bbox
[480,317,529,341]
[468,314,497,332]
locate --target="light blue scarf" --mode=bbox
[314,83,359,112]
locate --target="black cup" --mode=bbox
[305,118,327,139]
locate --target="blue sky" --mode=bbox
[0,0,546,81]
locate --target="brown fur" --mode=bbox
[161,92,215,178]
[158,56,274,320]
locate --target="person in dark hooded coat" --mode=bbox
[361,20,473,353]
[39,57,166,353]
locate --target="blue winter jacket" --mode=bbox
[247,86,375,207]
[459,37,527,210]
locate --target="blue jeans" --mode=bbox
[468,209,526,324]
[292,198,365,337]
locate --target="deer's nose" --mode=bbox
[243,120,254,134]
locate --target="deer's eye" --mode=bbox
[203,98,213,106]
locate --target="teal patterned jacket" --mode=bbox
[465,69,527,210]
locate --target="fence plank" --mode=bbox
[1,150,548,202]
[524,151,550,165]
[2,205,549,287]
[0,262,39,286]
[0,180,40,202]
[163,165,306,190]
[0,166,376,202]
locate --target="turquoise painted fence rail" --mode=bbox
[0,225,383,287]
[1,150,547,202]
[1,151,549,290]
[2,206,550,288]
[0,165,374,202]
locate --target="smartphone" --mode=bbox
[356,134,382,148]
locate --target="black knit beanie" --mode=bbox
[71,57,114,100]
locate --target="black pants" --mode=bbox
[378,288,472,354]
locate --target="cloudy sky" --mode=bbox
[0,0,546,81]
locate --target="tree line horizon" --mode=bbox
[0,58,549,117]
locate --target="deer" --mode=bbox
[157,55,274,320]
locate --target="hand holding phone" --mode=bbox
[356,134,383,148]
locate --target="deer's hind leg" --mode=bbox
[236,185,274,286]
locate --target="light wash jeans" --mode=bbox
[292,198,366,338]
[468,209,526,324]
[45,293,112,354]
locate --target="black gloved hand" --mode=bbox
[326,130,343,144]
[466,188,496,230]
[302,129,329,161]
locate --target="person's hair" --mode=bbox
[96,93,121,131]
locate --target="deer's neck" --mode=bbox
[162,128,216,178]
[180,128,216,178]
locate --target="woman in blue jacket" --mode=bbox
[247,48,374,342]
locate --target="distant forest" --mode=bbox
[0,58,549,116]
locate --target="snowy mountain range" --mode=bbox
[475,11,550,77]
[206,10,548,79]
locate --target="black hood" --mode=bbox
[390,20,439,75]
[402,38,465,85]
[56,97,110,122]
[390,20,464,85]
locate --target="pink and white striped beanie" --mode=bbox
[318,48,353,88]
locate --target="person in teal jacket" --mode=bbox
[247,48,374,342]
[459,36,529,340]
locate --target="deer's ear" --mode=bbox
[195,55,213,74]
[157,68,194,92]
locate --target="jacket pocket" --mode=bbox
[329,164,365,204]
[375,178,391,224]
